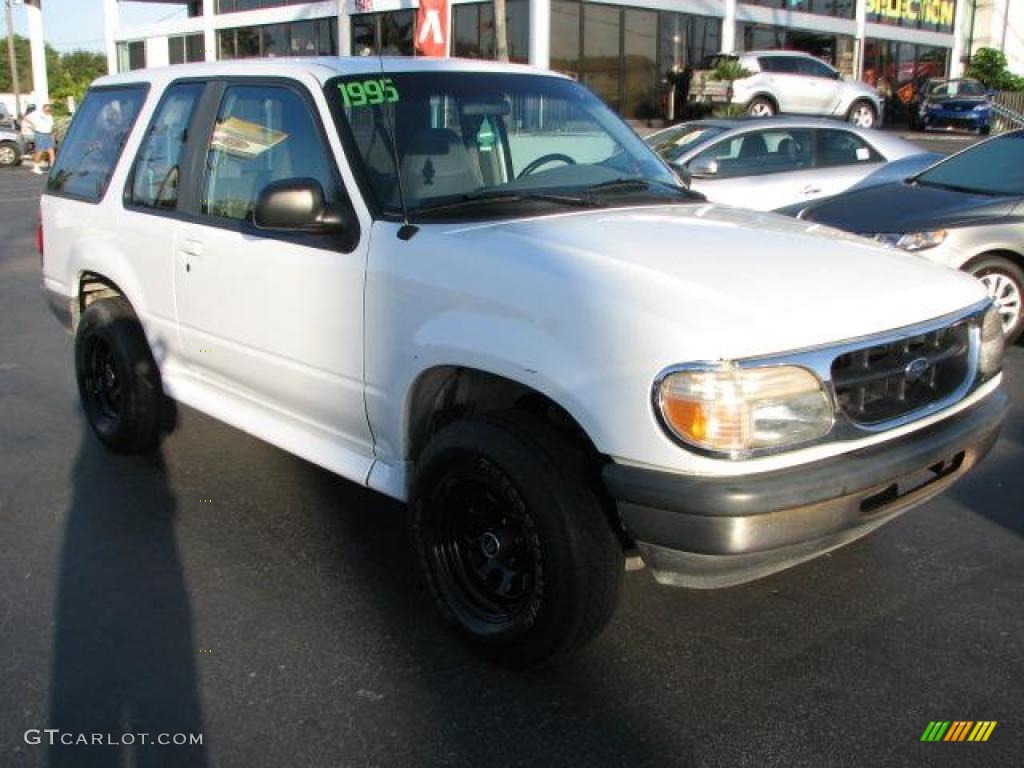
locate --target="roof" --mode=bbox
[740,50,824,58]
[95,56,560,89]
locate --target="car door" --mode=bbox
[795,58,844,114]
[685,127,818,210]
[172,79,373,469]
[808,128,886,200]
[758,56,810,113]
[120,82,206,372]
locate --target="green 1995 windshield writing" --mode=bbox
[339,78,400,108]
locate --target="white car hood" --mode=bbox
[441,203,987,361]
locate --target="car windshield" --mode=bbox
[328,71,686,219]
[644,124,725,163]
[913,132,1024,196]
[927,80,987,98]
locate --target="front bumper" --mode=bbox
[604,386,1008,588]
[923,110,989,132]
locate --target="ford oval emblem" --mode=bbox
[905,357,930,382]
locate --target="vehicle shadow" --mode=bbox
[261,450,696,768]
[47,428,207,767]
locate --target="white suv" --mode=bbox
[693,51,885,128]
[41,59,1005,666]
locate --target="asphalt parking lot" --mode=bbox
[1,153,1021,767]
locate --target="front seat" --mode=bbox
[738,133,769,160]
[400,128,482,206]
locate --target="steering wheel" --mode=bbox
[517,153,576,179]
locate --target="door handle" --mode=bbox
[801,185,822,195]
[181,239,204,257]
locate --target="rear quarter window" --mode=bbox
[46,85,148,203]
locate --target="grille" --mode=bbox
[831,320,972,425]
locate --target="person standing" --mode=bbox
[25,103,55,175]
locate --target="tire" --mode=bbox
[411,412,623,667]
[75,296,163,453]
[847,100,877,129]
[0,141,21,167]
[968,256,1024,344]
[746,97,776,118]
[980,126,991,136]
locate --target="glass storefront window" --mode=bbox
[741,0,855,18]
[216,0,314,12]
[623,9,658,120]
[116,41,146,72]
[741,24,856,77]
[262,23,289,57]
[351,11,416,57]
[582,4,621,110]
[551,0,581,77]
[169,33,205,65]
[452,0,529,63]
[862,38,949,124]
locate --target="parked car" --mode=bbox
[644,117,934,210]
[910,78,992,134]
[42,60,1007,666]
[689,51,884,128]
[793,130,1024,342]
[0,124,25,167]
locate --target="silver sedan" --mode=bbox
[645,118,938,211]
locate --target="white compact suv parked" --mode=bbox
[41,59,1006,667]
[692,51,885,128]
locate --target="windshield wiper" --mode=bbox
[413,190,603,216]
[584,178,703,199]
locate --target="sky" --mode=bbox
[7,1,185,53]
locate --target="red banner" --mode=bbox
[415,0,449,58]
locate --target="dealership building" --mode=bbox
[103,0,1012,120]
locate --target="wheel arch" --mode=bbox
[963,248,1024,275]
[747,92,779,113]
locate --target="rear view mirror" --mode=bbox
[688,157,719,178]
[254,178,346,233]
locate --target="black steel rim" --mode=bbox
[425,468,541,630]
[83,336,122,424]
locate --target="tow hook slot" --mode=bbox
[859,451,966,515]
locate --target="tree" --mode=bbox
[966,47,1024,92]
[50,50,107,107]
[709,58,753,116]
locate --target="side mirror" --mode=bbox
[254,178,345,233]
[688,157,719,178]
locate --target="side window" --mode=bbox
[797,58,836,80]
[760,57,799,75]
[202,84,338,222]
[690,129,812,179]
[47,87,147,202]
[129,83,204,209]
[815,129,883,168]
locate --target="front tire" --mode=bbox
[746,97,776,118]
[411,413,623,667]
[75,297,163,453]
[968,256,1024,344]
[0,140,21,167]
[847,100,878,129]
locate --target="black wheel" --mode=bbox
[980,125,991,136]
[0,140,21,167]
[75,296,163,452]
[411,412,623,667]
[746,97,775,118]
[847,100,877,129]
[968,256,1024,344]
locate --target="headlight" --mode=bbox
[979,302,1005,377]
[973,104,991,112]
[873,230,947,252]
[656,364,833,456]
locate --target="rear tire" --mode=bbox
[75,297,163,453]
[0,140,20,167]
[746,97,776,118]
[968,256,1024,344]
[847,100,877,129]
[411,412,623,667]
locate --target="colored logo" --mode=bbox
[921,721,997,742]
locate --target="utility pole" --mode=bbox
[4,0,23,117]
